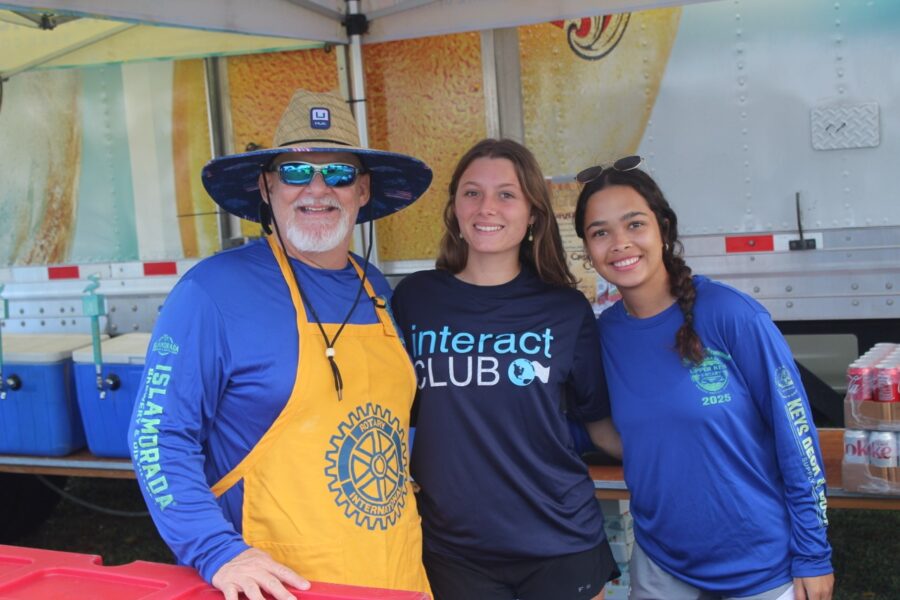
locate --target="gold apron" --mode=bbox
[211,235,429,594]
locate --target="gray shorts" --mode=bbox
[629,542,793,600]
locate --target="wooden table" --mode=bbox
[0,450,134,479]
[1,428,898,509]
[589,428,900,510]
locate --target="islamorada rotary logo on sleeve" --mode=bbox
[152,335,179,356]
[324,403,408,530]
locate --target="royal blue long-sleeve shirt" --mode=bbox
[599,275,832,596]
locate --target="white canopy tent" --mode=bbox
[1,0,713,46]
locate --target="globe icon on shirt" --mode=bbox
[509,359,536,386]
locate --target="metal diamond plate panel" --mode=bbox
[811,103,880,150]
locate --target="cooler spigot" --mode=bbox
[104,373,121,391]
[0,284,7,400]
[4,374,21,391]
[82,274,108,399]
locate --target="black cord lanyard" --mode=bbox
[262,177,377,401]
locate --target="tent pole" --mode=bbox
[346,0,379,267]
[492,27,524,143]
[204,56,242,249]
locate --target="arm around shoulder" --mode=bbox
[585,417,622,460]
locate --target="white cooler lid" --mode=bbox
[72,333,151,365]
[1,333,101,364]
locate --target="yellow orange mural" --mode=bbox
[24,100,80,264]
[520,9,681,177]
[172,60,217,259]
[4,71,81,265]
[551,182,597,303]
[364,32,486,262]
[225,48,341,238]
[215,38,488,261]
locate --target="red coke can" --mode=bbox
[876,363,900,403]
[847,362,876,402]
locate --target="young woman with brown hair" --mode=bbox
[391,138,621,600]
[574,160,833,600]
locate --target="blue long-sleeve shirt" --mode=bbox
[129,239,391,582]
[599,275,831,597]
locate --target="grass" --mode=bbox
[828,509,900,600]
[10,478,900,598]
[15,477,173,566]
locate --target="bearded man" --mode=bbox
[129,89,433,600]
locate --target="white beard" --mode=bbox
[284,197,354,253]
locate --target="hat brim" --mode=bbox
[201,146,433,224]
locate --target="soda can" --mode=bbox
[868,431,898,468]
[876,364,900,403]
[846,362,876,402]
[843,429,869,464]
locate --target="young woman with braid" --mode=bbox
[573,162,834,600]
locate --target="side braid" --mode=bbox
[667,252,705,364]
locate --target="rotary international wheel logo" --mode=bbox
[324,403,408,530]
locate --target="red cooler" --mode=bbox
[0,545,430,599]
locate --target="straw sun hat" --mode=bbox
[201,89,433,224]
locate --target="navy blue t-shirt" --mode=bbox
[392,267,609,561]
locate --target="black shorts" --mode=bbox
[423,541,620,600]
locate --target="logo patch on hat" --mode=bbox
[310,107,331,130]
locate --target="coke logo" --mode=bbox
[870,444,895,459]
[847,374,861,394]
[845,440,868,456]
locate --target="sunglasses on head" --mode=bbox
[270,161,363,187]
[575,155,643,184]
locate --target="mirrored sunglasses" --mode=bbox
[272,161,362,187]
[575,155,643,184]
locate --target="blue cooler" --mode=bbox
[0,334,94,456]
[73,333,150,458]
